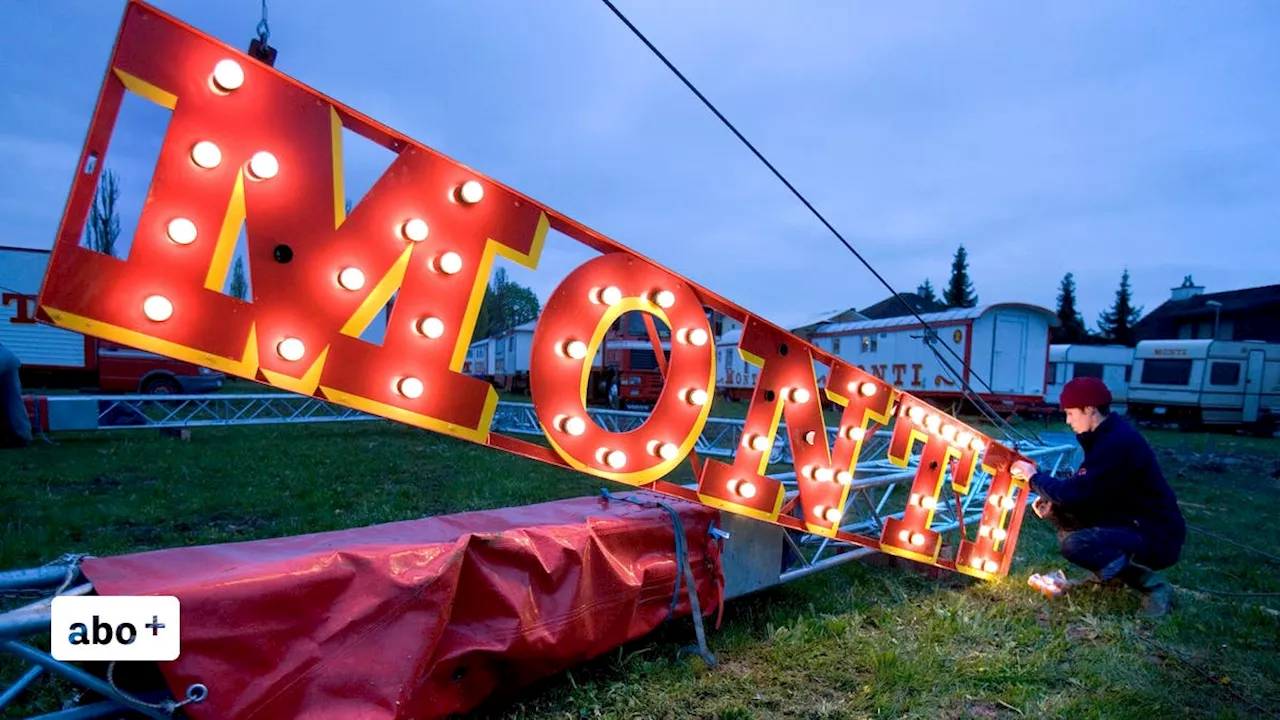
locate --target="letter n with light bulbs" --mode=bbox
[36,0,1036,582]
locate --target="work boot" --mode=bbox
[1119,564,1174,618]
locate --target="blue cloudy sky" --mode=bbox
[3,1,1277,332]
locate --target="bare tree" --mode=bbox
[86,169,122,256]
[229,256,250,301]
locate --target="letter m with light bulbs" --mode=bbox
[35,1,1042,583]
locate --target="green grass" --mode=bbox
[2,415,1278,718]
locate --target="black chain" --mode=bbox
[256,0,270,46]
[247,0,278,67]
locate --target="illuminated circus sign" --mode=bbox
[36,0,1035,580]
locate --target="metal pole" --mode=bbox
[0,642,172,720]
[0,666,43,711]
[779,514,974,584]
[0,583,93,642]
[0,565,71,593]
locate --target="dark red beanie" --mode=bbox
[1060,377,1112,409]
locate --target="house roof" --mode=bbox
[788,307,866,334]
[812,302,1058,336]
[858,292,945,319]
[1137,284,1280,327]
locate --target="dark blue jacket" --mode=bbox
[1029,414,1186,547]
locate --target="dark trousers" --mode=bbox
[1039,501,1178,579]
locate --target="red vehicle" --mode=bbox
[4,299,225,395]
[587,311,673,409]
[2,245,225,395]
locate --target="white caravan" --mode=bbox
[1046,344,1135,412]
[1127,339,1279,435]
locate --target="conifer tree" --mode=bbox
[916,279,939,306]
[1097,269,1143,346]
[942,244,978,308]
[1052,272,1088,343]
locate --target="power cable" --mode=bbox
[596,0,1040,446]
[1187,524,1280,565]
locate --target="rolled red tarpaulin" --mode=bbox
[80,492,724,719]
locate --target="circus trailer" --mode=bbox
[1046,344,1135,413]
[463,337,495,379]
[806,304,1057,414]
[717,328,760,401]
[488,321,537,393]
[1,245,225,394]
[1127,339,1280,434]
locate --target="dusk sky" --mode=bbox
[3,1,1277,332]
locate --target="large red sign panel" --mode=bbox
[37,0,1035,580]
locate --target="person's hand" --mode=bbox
[1032,497,1052,518]
[1011,460,1037,480]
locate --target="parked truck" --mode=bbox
[468,312,672,409]
[2,246,226,395]
[1127,339,1279,435]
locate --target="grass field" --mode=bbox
[2,397,1278,718]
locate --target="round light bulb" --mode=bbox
[417,317,445,339]
[166,218,197,245]
[191,141,222,169]
[920,496,936,509]
[142,295,172,322]
[687,328,709,346]
[983,560,999,574]
[957,432,974,447]
[804,430,816,445]
[602,449,626,469]
[652,290,675,308]
[971,438,986,453]
[1001,496,1017,510]
[971,557,985,570]
[859,382,877,397]
[435,252,463,275]
[277,337,305,362]
[658,443,679,460]
[338,267,365,291]
[788,387,810,404]
[748,434,770,452]
[814,467,835,483]
[685,388,708,406]
[925,415,941,432]
[563,340,588,360]
[941,425,957,442]
[247,151,278,180]
[845,426,866,441]
[728,479,756,499]
[398,377,424,399]
[910,532,925,547]
[898,530,912,543]
[556,415,587,436]
[835,470,853,485]
[601,286,623,305]
[823,507,842,524]
[908,406,925,423]
[401,218,429,242]
[211,59,244,92]
[458,180,484,204]
[992,528,1008,541]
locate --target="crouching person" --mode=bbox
[1012,377,1185,617]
